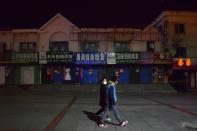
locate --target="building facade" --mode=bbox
[151,11,197,90]
[3,11,196,86]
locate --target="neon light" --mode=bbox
[185,58,191,67]
[178,58,184,67]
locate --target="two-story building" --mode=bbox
[0,13,172,86]
[151,11,197,90]
[78,27,166,84]
[0,14,80,85]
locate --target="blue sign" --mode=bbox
[75,52,106,64]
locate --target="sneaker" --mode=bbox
[120,120,128,127]
[104,117,112,122]
[98,123,108,128]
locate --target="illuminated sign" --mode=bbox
[75,52,106,64]
[185,58,191,67]
[177,58,191,67]
[178,58,184,67]
[173,58,197,70]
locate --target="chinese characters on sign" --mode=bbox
[140,52,154,64]
[107,53,116,64]
[178,58,191,67]
[115,52,140,64]
[173,58,197,70]
[12,52,38,63]
[46,52,73,63]
[75,52,106,64]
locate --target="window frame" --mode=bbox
[81,41,99,52]
[175,23,185,34]
[147,41,155,52]
[114,42,130,52]
[19,42,36,52]
[49,41,69,52]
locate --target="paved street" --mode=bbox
[0,85,197,131]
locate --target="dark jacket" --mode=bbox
[99,83,107,107]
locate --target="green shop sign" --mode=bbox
[116,52,140,64]
[46,51,73,63]
[12,52,38,63]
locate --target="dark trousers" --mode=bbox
[96,107,105,116]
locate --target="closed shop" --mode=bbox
[5,65,16,85]
[20,66,35,84]
[81,67,99,84]
[140,66,152,84]
[130,66,140,83]
[75,52,106,84]
[0,66,5,85]
[115,66,129,84]
[115,52,140,84]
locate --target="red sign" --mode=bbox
[173,58,197,70]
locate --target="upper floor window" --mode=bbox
[49,41,68,51]
[175,24,185,34]
[81,42,98,52]
[175,47,187,57]
[147,41,155,52]
[114,42,130,52]
[19,42,36,52]
[158,25,163,33]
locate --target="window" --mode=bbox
[114,42,130,52]
[175,24,185,34]
[147,41,155,52]
[49,41,68,51]
[175,47,187,57]
[19,42,36,52]
[158,25,163,33]
[81,42,98,52]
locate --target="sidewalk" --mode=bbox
[3,83,178,93]
[0,85,196,131]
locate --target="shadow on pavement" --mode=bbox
[105,121,119,126]
[83,111,119,126]
[83,111,98,123]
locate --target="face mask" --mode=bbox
[103,79,107,85]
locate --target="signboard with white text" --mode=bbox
[115,52,140,64]
[46,51,73,63]
[75,52,106,64]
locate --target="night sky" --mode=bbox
[0,0,197,29]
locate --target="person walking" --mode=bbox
[98,75,128,127]
[96,77,111,122]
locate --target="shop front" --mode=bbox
[153,53,171,83]
[0,51,13,85]
[75,52,106,84]
[11,52,40,85]
[115,52,140,84]
[41,51,74,84]
[140,52,154,84]
[172,58,197,91]
[0,66,5,85]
